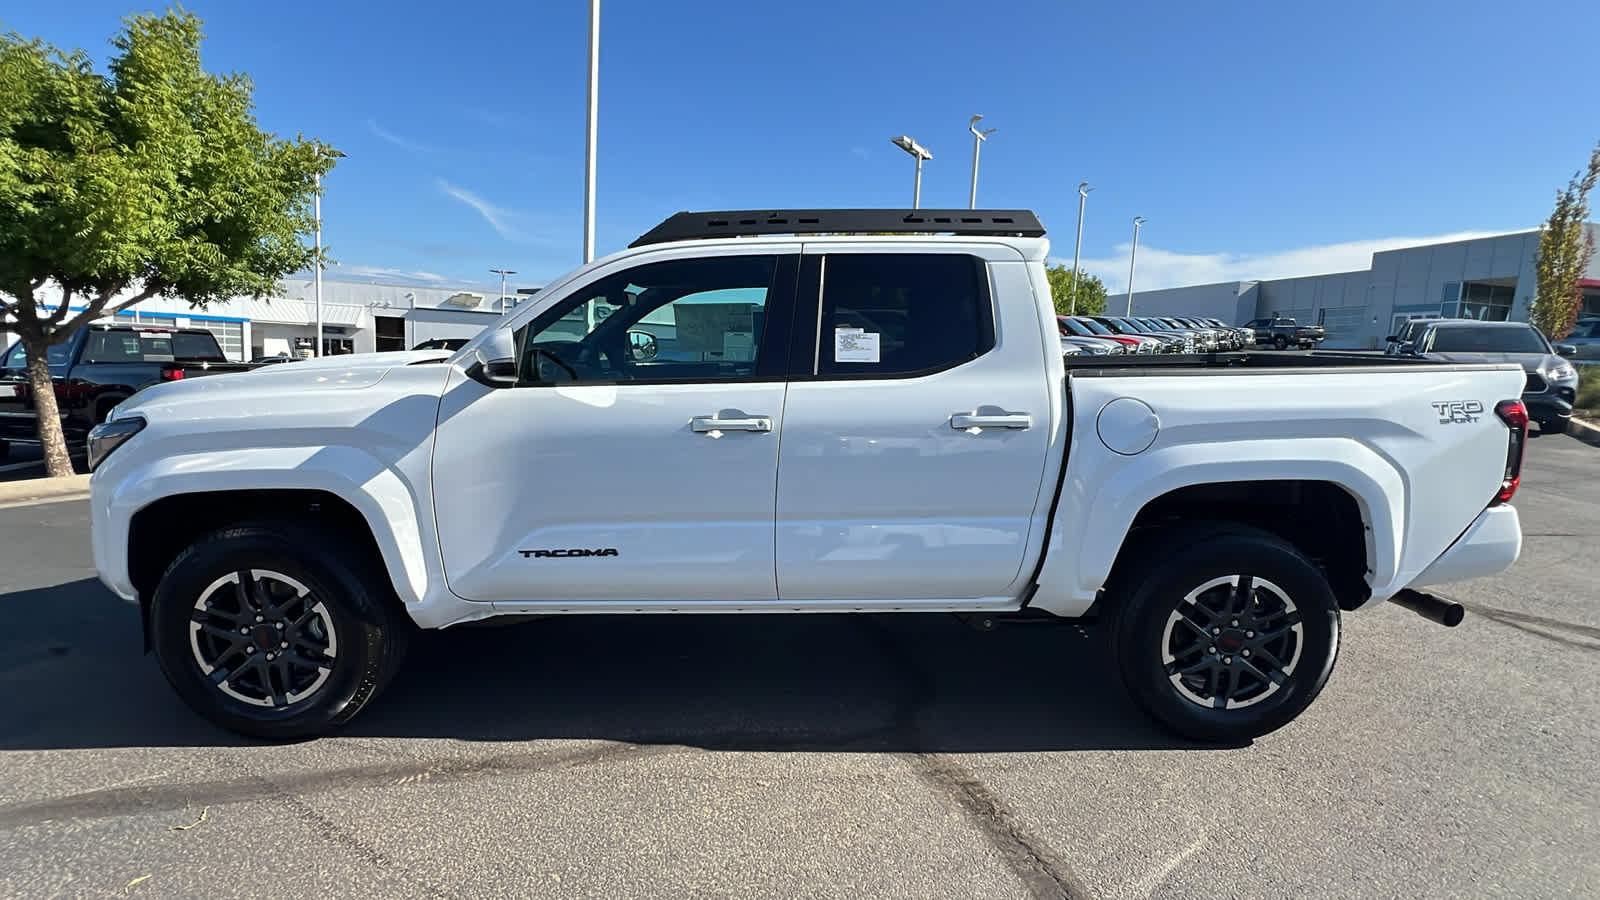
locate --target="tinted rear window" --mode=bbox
[1428,325,1549,354]
[83,330,226,363]
[817,254,990,377]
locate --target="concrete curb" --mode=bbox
[0,474,91,507]
[1569,416,1600,448]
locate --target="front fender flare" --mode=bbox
[104,445,432,608]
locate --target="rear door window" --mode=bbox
[813,254,992,378]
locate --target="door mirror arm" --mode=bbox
[465,328,520,388]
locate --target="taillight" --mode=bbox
[160,367,185,381]
[1492,399,1527,505]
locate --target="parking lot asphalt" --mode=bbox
[1,436,1596,899]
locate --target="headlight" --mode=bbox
[1547,363,1578,383]
[87,417,146,472]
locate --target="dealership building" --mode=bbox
[3,277,540,361]
[1107,224,1600,349]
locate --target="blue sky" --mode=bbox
[8,0,1599,292]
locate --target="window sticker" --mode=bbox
[834,327,880,363]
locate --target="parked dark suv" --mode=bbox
[1405,320,1579,435]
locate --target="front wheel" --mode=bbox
[1109,528,1341,743]
[150,522,410,740]
[1273,335,1289,350]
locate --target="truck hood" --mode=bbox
[110,349,453,418]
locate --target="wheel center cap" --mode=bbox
[251,625,278,650]
[1218,630,1247,652]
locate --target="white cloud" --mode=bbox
[1062,230,1519,294]
[338,265,450,284]
[366,119,437,154]
[437,179,528,242]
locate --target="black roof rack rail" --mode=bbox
[628,209,1046,248]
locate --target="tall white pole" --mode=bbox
[582,0,599,264]
[913,156,922,209]
[1126,216,1146,316]
[313,172,323,357]
[1070,182,1089,315]
[969,133,981,209]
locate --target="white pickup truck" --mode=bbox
[89,209,1529,743]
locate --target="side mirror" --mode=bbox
[470,328,519,387]
[1557,344,1577,358]
[1384,335,1399,343]
[627,329,659,362]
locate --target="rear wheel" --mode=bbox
[150,522,410,740]
[1273,335,1289,350]
[1109,528,1341,743]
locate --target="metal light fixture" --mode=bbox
[1070,182,1092,315]
[1127,216,1146,316]
[891,135,933,208]
[490,267,518,316]
[967,115,996,209]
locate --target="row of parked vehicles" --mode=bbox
[1057,314,1254,356]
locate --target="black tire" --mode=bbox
[1273,335,1289,350]
[150,521,411,740]
[1107,526,1341,743]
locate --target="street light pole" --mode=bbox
[582,0,599,264]
[311,147,347,358]
[968,115,996,209]
[1070,182,1091,315]
[1126,216,1146,316]
[490,268,518,316]
[313,172,322,357]
[891,135,932,209]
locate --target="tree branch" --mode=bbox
[52,284,162,343]
[47,287,75,324]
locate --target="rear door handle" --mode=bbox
[692,415,773,433]
[951,413,1032,430]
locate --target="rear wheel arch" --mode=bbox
[1106,480,1374,612]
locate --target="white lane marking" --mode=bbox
[0,492,90,511]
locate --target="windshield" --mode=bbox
[1059,318,1093,337]
[1076,317,1115,335]
[1427,325,1550,354]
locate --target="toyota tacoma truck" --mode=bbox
[88,209,1529,743]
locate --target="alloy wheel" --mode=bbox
[1160,575,1304,710]
[187,569,339,709]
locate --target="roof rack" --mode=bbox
[628,209,1046,248]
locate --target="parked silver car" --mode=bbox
[1557,317,1600,363]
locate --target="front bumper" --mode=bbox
[1408,505,1522,589]
[1523,388,1575,422]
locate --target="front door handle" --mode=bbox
[951,413,1032,430]
[692,415,772,433]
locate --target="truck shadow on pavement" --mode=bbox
[1,578,1210,753]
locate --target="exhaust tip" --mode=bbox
[1389,589,1466,628]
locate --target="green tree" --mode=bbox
[0,9,336,476]
[1531,140,1600,342]
[1045,263,1107,317]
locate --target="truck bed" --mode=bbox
[1063,349,1465,374]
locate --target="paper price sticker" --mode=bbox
[834,327,880,363]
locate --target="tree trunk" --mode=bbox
[21,333,75,478]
